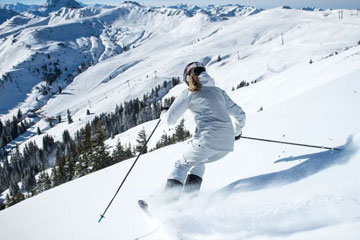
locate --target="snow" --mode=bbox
[1,4,360,240]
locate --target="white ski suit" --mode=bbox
[162,71,246,184]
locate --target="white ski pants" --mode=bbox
[168,140,229,184]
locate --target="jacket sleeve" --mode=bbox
[163,89,191,126]
[222,90,246,134]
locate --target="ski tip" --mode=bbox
[138,199,148,210]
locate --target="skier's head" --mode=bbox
[183,62,206,92]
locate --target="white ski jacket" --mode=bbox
[162,72,246,151]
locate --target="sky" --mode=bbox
[0,0,359,9]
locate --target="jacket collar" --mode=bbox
[199,72,215,87]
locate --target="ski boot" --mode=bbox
[165,179,183,202]
[183,174,202,195]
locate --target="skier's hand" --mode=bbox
[234,121,243,140]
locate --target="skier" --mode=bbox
[161,62,246,197]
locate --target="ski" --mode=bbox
[137,199,184,240]
[135,200,160,240]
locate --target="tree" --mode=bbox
[156,131,171,149]
[91,121,112,171]
[217,55,222,62]
[136,128,147,153]
[236,81,248,89]
[5,192,25,208]
[74,154,90,178]
[64,155,75,181]
[57,115,62,123]
[125,143,134,159]
[52,149,65,186]
[81,123,92,153]
[17,109,22,119]
[62,129,71,143]
[174,119,189,142]
[9,179,20,197]
[50,166,59,187]
[21,170,36,192]
[43,135,55,154]
[36,171,51,193]
[0,119,3,136]
[67,109,73,124]
[113,140,127,163]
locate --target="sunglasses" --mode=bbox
[183,62,205,84]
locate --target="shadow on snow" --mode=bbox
[219,137,356,195]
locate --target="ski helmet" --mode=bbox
[183,62,206,85]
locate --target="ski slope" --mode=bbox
[1,5,360,240]
[0,66,359,239]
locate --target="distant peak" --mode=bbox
[43,0,82,9]
[123,1,142,7]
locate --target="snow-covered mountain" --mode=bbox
[0,9,20,25]
[0,2,360,239]
[205,4,262,17]
[0,2,41,13]
[41,0,82,12]
[0,1,263,120]
[169,3,262,18]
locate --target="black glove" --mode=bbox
[235,133,242,141]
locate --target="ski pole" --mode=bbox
[98,119,162,223]
[239,136,342,151]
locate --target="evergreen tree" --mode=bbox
[81,123,92,153]
[50,166,60,187]
[11,146,23,181]
[5,193,11,207]
[125,143,134,159]
[156,131,171,149]
[37,127,42,135]
[67,109,73,124]
[91,121,112,171]
[74,154,90,178]
[1,158,11,191]
[113,140,126,163]
[43,135,55,154]
[64,155,75,181]
[5,192,25,207]
[0,119,3,136]
[136,128,147,153]
[58,152,66,182]
[62,129,71,143]
[20,122,26,133]
[17,109,22,119]
[21,169,36,192]
[174,119,186,142]
[9,179,20,197]
[36,171,51,193]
